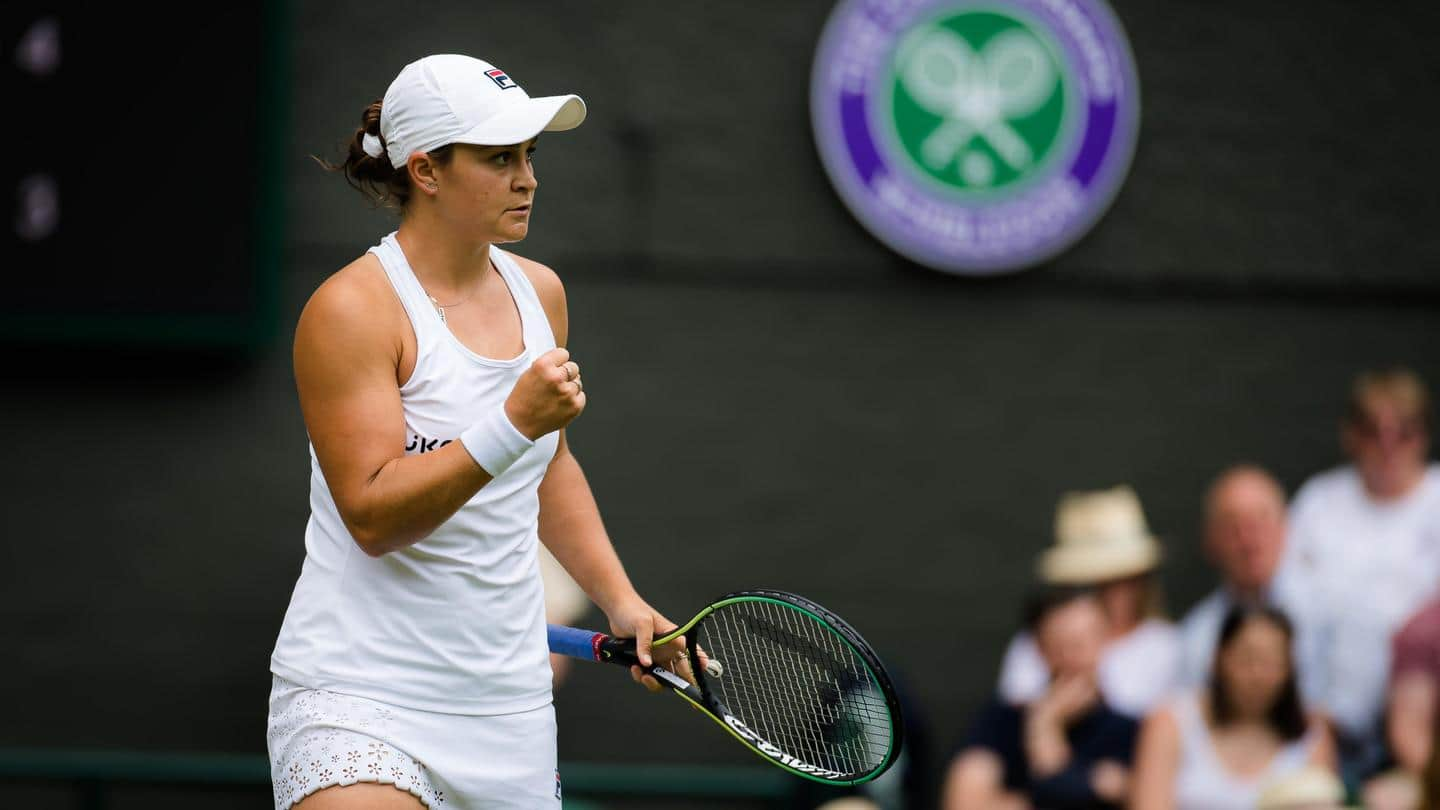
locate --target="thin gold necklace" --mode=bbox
[423,260,495,324]
[427,291,474,324]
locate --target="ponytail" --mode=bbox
[316,99,452,209]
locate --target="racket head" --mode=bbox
[681,589,904,785]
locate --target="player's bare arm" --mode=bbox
[514,252,679,684]
[295,254,581,556]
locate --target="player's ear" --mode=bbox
[406,152,441,196]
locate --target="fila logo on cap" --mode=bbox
[811,0,1140,275]
[485,68,518,90]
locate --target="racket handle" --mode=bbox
[546,624,641,667]
[547,624,607,661]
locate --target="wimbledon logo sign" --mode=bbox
[811,0,1140,274]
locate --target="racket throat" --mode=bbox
[649,666,693,692]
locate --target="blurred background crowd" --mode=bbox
[929,368,1440,810]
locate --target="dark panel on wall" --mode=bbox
[2,4,284,345]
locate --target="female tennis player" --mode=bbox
[267,54,681,809]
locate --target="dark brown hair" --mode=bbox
[1209,604,1306,740]
[1023,585,1099,634]
[317,99,453,210]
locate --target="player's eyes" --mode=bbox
[492,148,535,166]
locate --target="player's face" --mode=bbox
[434,140,539,244]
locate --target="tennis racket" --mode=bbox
[547,589,903,785]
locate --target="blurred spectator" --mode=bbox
[1363,766,1419,810]
[1128,605,1335,810]
[944,588,1139,810]
[1255,766,1347,810]
[1373,577,1440,810]
[1388,595,1440,776]
[1280,368,1440,778]
[1177,465,1295,686]
[998,486,1181,718]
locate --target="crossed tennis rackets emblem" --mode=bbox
[897,25,1057,185]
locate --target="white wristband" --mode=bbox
[459,406,534,478]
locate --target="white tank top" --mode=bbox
[1172,692,1317,810]
[270,232,560,715]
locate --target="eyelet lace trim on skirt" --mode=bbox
[269,682,445,808]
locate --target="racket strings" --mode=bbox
[698,600,892,778]
[769,599,881,775]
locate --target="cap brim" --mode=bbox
[453,95,586,147]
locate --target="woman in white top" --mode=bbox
[998,486,1182,718]
[268,55,680,809]
[1129,605,1336,810]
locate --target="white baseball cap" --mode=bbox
[369,54,586,169]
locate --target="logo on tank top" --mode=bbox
[405,432,454,454]
[811,0,1140,274]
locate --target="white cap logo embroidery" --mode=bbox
[485,68,518,90]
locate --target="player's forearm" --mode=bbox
[343,443,493,556]
[537,448,638,615]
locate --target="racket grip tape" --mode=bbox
[546,624,609,662]
[546,623,645,666]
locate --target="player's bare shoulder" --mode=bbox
[502,250,568,343]
[295,253,407,367]
[504,251,564,302]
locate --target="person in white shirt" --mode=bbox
[1279,367,1440,782]
[1177,465,1294,688]
[996,486,1182,719]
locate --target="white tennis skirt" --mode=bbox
[266,675,560,809]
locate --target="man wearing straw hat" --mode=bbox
[997,486,1182,719]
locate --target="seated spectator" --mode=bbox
[1389,596,1440,776]
[1371,585,1440,810]
[1128,605,1335,810]
[1280,367,1440,779]
[1178,465,1295,687]
[998,486,1181,718]
[944,588,1139,810]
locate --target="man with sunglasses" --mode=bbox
[1278,368,1439,788]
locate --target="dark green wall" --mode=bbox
[3,1,1438,807]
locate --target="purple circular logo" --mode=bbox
[811,0,1140,275]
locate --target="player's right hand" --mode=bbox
[504,347,585,440]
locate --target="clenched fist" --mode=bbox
[504,347,586,440]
